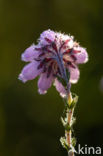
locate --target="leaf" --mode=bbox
[60,137,71,151]
[72,137,76,147]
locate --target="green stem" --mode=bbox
[60,92,78,155]
[66,109,74,156]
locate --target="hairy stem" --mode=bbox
[66,109,74,156]
[60,92,78,155]
[66,93,74,156]
[68,151,74,156]
[66,110,72,145]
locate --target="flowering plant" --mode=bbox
[19,29,88,156]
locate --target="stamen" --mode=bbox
[63,49,71,55]
[44,46,55,54]
[43,66,47,73]
[57,67,61,75]
[52,61,58,75]
[63,48,74,55]
[52,42,58,53]
[38,53,45,57]
[73,50,81,54]
[34,58,41,61]
[37,61,44,69]
[45,37,52,43]
[47,62,53,78]
[59,39,70,51]
[70,55,77,61]
[37,58,50,69]
[45,58,52,62]
[35,47,42,51]
[67,62,76,68]
[38,45,56,55]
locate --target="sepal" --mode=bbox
[68,93,78,109]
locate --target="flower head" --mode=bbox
[19,29,88,96]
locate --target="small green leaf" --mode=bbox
[71,117,76,126]
[72,137,76,147]
[61,117,66,126]
[61,117,71,131]
[60,137,71,151]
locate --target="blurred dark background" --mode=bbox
[0,0,103,155]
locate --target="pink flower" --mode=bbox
[19,29,88,97]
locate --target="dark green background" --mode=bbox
[0,0,103,155]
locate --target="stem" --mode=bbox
[66,93,75,156]
[68,151,74,156]
[58,57,77,155]
[66,109,74,156]
[60,91,78,155]
[66,110,72,145]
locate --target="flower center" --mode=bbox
[35,37,77,78]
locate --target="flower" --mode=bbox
[19,29,88,97]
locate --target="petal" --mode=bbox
[19,61,42,83]
[21,44,41,62]
[39,29,55,45]
[38,73,54,94]
[54,79,67,97]
[69,66,80,84]
[74,47,88,64]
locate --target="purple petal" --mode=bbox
[21,44,41,62]
[39,29,55,45]
[38,73,54,94]
[74,47,88,64]
[19,61,42,83]
[54,79,67,97]
[69,66,80,84]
